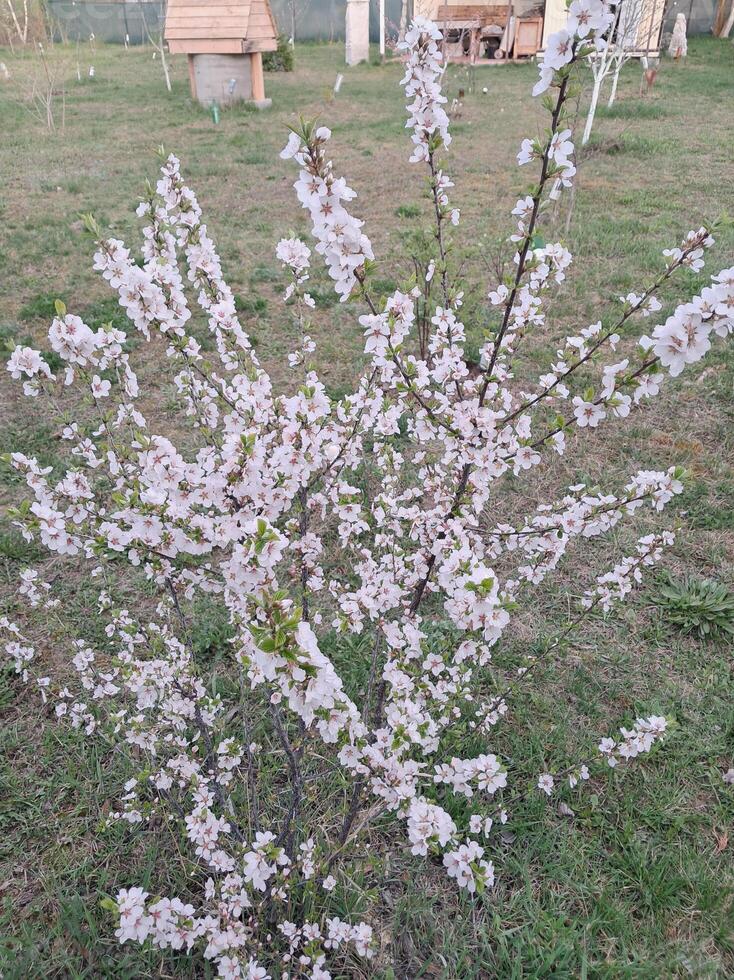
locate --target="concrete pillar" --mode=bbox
[345,0,370,65]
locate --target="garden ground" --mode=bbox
[1,36,733,978]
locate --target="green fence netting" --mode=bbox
[47,0,406,44]
[45,0,717,47]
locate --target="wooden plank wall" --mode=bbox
[166,1,253,41]
[165,0,277,52]
[248,0,278,42]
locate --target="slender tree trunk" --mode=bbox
[721,4,734,36]
[713,0,731,35]
[141,2,171,93]
[5,0,28,44]
[608,60,622,105]
[583,73,603,144]
[160,42,171,91]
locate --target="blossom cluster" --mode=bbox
[399,16,451,163]
[643,259,733,376]
[280,126,374,302]
[534,0,613,97]
[3,10,733,978]
[598,715,669,767]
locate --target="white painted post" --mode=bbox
[582,73,603,145]
[379,0,385,59]
[345,0,370,65]
[607,61,622,106]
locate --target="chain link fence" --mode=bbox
[663,0,718,36]
[270,0,403,42]
[46,0,406,45]
[47,0,164,43]
[45,0,718,47]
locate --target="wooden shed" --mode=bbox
[422,0,667,61]
[165,0,278,107]
[424,0,548,61]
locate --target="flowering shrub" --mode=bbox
[4,9,734,978]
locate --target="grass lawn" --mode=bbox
[1,35,733,978]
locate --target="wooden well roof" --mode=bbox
[165,0,278,55]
